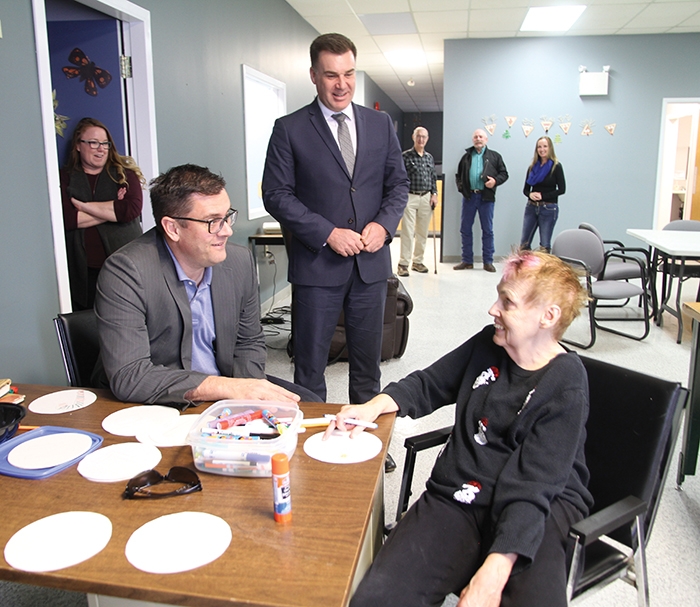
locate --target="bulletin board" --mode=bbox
[242,65,286,220]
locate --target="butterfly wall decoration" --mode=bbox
[62,47,112,97]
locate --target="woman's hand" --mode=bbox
[529,191,542,201]
[322,393,398,440]
[457,553,517,607]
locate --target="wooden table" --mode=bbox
[679,302,700,485]
[627,228,700,343]
[0,385,394,607]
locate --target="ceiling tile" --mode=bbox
[625,2,700,28]
[413,11,469,33]
[350,0,411,14]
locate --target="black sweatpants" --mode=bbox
[351,490,583,607]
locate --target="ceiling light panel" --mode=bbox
[520,6,587,32]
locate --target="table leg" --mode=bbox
[678,317,700,486]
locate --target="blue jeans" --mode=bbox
[460,193,494,264]
[520,202,559,252]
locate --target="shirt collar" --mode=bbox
[164,241,213,288]
[317,97,355,123]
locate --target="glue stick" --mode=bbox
[271,453,292,524]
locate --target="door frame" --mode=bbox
[32,0,158,313]
[654,97,700,229]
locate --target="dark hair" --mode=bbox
[149,164,226,233]
[65,117,146,187]
[310,33,357,68]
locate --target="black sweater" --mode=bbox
[522,162,566,204]
[383,326,592,568]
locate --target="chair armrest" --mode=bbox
[569,495,646,546]
[607,246,651,265]
[404,425,453,452]
[396,277,414,316]
[604,251,648,278]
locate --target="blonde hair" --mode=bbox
[502,249,587,339]
[528,136,558,173]
[66,117,146,188]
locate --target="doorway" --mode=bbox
[32,0,158,313]
[655,100,700,229]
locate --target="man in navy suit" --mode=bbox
[262,33,409,404]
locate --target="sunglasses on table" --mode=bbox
[123,466,202,500]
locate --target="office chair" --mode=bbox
[552,229,651,349]
[388,356,686,607]
[53,309,100,387]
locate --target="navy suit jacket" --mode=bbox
[262,100,409,287]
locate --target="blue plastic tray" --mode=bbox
[0,426,103,479]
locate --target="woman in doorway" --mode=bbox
[520,136,566,253]
[61,117,146,310]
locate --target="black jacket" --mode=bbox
[455,146,509,202]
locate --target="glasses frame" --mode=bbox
[123,466,202,499]
[170,208,238,234]
[79,139,112,150]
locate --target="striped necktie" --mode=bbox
[332,112,355,177]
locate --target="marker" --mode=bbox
[323,414,378,429]
[217,409,263,430]
[262,409,288,434]
[301,418,332,428]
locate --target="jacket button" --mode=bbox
[351,187,356,192]
[348,218,354,224]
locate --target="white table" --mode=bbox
[627,228,700,343]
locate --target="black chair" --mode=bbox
[53,309,100,387]
[389,356,686,607]
[552,229,651,349]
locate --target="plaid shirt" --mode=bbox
[402,147,437,195]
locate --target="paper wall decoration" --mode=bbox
[580,119,594,136]
[505,116,517,127]
[605,123,616,135]
[540,116,554,133]
[559,115,572,135]
[502,130,511,139]
[482,114,497,135]
[554,134,563,144]
[522,119,534,138]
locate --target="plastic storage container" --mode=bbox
[187,400,303,477]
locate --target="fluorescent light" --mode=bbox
[520,6,586,32]
[383,49,427,70]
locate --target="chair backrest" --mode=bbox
[580,356,685,548]
[663,219,700,231]
[552,228,606,277]
[53,310,100,387]
[578,222,604,243]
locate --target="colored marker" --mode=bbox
[323,414,378,429]
[262,409,288,434]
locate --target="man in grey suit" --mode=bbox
[95,164,310,407]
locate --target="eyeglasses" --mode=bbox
[123,466,202,499]
[170,208,238,234]
[79,139,112,150]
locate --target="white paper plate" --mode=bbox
[125,512,231,574]
[4,511,112,572]
[102,405,180,437]
[7,432,94,470]
[28,389,97,414]
[303,430,383,464]
[135,415,198,447]
[77,442,162,483]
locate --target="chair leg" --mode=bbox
[563,300,596,349]
[630,515,649,607]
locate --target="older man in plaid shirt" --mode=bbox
[397,127,438,276]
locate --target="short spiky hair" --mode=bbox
[310,33,357,68]
[150,164,226,233]
[502,249,588,340]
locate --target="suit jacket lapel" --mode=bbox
[156,236,194,369]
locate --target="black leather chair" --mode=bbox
[53,310,100,387]
[328,274,413,363]
[388,356,686,606]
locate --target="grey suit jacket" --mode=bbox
[95,228,266,405]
